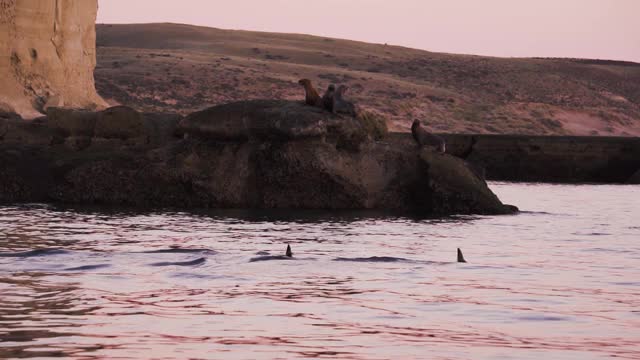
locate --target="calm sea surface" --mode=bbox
[0,183,638,360]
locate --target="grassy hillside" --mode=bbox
[95,23,640,135]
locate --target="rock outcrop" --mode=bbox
[180,100,331,141]
[0,101,517,215]
[439,134,640,183]
[0,0,106,119]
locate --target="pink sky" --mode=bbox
[97,0,640,62]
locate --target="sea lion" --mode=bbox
[457,248,467,263]
[298,79,323,107]
[321,84,336,112]
[332,85,357,117]
[411,119,446,153]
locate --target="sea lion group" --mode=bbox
[298,79,445,152]
[298,79,357,117]
[298,79,447,154]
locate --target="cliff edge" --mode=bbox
[0,0,106,119]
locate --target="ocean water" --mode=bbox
[0,183,638,359]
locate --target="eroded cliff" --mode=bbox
[0,0,106,119]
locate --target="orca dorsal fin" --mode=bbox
[286,244,293,258]
[457,248,467,263]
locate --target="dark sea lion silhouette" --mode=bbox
[412,119,446,153]
[457,248,467,263]
[321,84,335,112]
[298,79,323,107]
[332,85,357,117]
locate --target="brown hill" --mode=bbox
[95,23,640,135]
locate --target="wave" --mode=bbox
[333,256,413,263]
[149,258,207,267]
[249,255,295,263]
[0,248,69,258]
[64,264,111,271]
[140,248,217,255]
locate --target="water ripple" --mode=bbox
[0,184,639,359]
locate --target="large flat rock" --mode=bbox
[179,100,339,141]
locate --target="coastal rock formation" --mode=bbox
[439,134,640,183]
[179,100,380,152]
[0,101,516,215]
[0,0,106,119]
[180,100,331,141]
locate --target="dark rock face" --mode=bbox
[0,119,7,140]
[95,106,145,140]
[628,170,640,184]
[1,118,53,146]
[0,147,52,203]
[418,150,514,214]
[47,107,97,137]
[45,106,182,150]
[0,110,22,122]
[439,134,640,183]
[0,101,517,215]
[180,100,333,141]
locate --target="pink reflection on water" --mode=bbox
[0,184,639,359]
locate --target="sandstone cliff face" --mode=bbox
[0,0,106,118]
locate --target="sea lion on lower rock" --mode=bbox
[332,85,357,117]
[298,79,323,107]
[411,119,446,153]
[322,84,335,112]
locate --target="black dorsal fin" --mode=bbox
[286,244,293,258]
[457,248,467,263]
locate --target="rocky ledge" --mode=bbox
[0,100,517,215]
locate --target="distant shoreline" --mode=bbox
[403,133,639,184]
[94,23,640,138]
